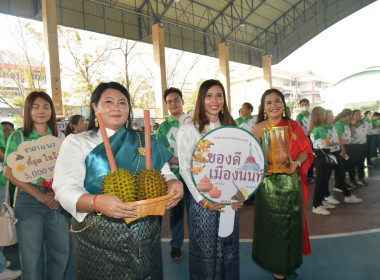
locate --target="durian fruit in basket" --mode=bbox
[136,168,168,200]
[101,168,138,202]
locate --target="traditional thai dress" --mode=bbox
[53,127,176,280]
[252,119,313,277]
[177,121,240,280]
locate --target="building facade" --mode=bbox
[230,66,331,116]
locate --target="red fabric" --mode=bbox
[276,119,314,255]
[41,179,54,194]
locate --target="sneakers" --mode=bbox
[312,206,331,216]
[170,247,182,260]
[5,261,10,268]
[322,201,336,209]
[344,194,362,203]
[350,180,359,188]
[334,187,343,193]
[357,179,368,186]
[325,195,340,205]
[0,269,22,280]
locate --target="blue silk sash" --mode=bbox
[84,127,173,194]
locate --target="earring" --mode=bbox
[125,119,129,128]
[95,117,98,128]
[221,108,224,114]
[282,109,286,117]
[264,111,267,119]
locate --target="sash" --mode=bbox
[84,127,173,194]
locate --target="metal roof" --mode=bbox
[0,0,376,67]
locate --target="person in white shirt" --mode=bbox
[177,79,242,279]
[53,82,183,280]
[235,102,257,131]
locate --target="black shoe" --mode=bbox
[170,247,182,260]
[307,177,316,183]
[367,162,375,167]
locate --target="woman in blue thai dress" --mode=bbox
[52,82,183,280]
[177,79,242,280]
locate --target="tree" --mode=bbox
[165,50,202,112]
[58,26,113,108]
[110,38,156,109]
[0,18,46,121]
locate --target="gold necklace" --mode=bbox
[135,132,144,175]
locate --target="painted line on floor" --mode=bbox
[309,228,380,239]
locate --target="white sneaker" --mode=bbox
[325,195,340,205]
[322,201,336,209]
[312,206,331,215]
[0,269,22,280]
[333,187,343,193]
[344,195,362,203]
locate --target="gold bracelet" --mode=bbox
[202,200,208,209]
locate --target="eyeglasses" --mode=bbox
[166,97,181,105]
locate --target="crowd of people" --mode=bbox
[0,81,374,280]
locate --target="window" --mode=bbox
[315,81,322,88]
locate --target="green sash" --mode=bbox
[84,127,173,194]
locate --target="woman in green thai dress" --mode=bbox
[250,89,314,280]
[53,82,183,280]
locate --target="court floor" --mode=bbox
[4,159,380,279]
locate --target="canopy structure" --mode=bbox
[0,0,375,67]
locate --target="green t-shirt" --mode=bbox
[156,116,183,182]
[334,118,351,144]
[311,125,328,149]
[296,111,311,136]
[4,127,53,184]
[0,125,6,187]
[0,125,5,151]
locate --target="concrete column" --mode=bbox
[42,0,63,116]
[262,55,272,89]
[218,42,231,111]
[152,23,168,117]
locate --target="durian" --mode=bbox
[136,168,168,200]
[101,168,137,202]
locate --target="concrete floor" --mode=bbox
[4,158,380,279]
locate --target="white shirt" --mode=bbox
[238,116,257,132]
[177,120,221,203]
[52,128,176,222]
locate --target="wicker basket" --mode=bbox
[124,192,175,224]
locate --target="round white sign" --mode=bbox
[190,126,265,204]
